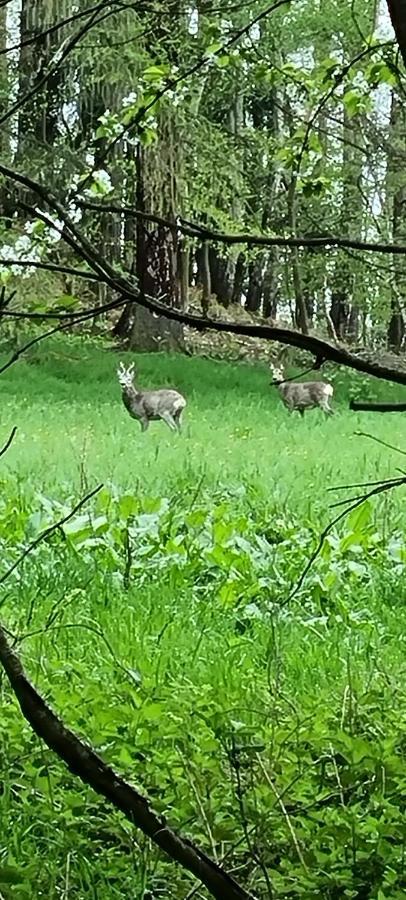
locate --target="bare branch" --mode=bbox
[0,627,254,900]
[0,427,17,460]
[350,400,406,412]
[353,430,406,456]
[283,463,406,606]
[0,485,103,585]
[3,165,406,386]
[0,0,130,58]
[0,258,100,283]
[78,199,406,256]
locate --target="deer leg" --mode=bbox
[160,411,177,431]
[173,409,183,432]
[298,408,305,418]
[139,418,150,432]
[321,402,334,416]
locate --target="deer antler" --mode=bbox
[117,361,136,386]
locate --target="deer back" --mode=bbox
[279,380,333,408]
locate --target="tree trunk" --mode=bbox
[263,250,279,319]
[178,243,190,309]
[387,299,405,352]
[386,0,406,69]
[329,105,363,340]
[130,146,185,352]
[347,305,360,343]
[208,247,233,306]
[330,290,350,340]
[231,252,246,305]
[0,6,10,161]
[17,0,63,169]
[387,93,406,352]
[245,257,263,313]
[201,242,211,315]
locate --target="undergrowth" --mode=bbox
[0,336,405,899]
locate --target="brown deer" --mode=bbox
[117,362,186,432]
[270,363,334,417]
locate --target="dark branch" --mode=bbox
[353,430,406,456]
[350,400,406,411]
[282,472,406,606]
[3,164,406,386]
[387,0,406,69]
[78,199,406,256]
[0,0,130,58]
[0,258,100,282]
[0,485,103,585]
[0,629,253,900]
[0,427,17,460]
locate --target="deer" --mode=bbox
[270,362,334,417]
[117,362,186,432]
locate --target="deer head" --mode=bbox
[117,361,136,389]
[269,362,285,384]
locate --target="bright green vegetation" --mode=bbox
[0,340,405,899]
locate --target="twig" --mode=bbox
[354,430,406,456]
[256,755,308,873]
[270,359,324,386]
[0,258,100,283]
[178,749,218,862]
[0,485,103,585]
[326,475,403,491]
[0,427,17,460]
[328,743,346,808]
[0,0,132,58]
[282,474,406,606]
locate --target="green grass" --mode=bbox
[0,336,405,899]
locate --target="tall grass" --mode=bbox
[0,337,405,899]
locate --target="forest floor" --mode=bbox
[0,335,405,899]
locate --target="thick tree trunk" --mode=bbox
[387,300,405,352]
[330,290,350,340]
[208,247,233,306]
[386,0,406,69]
[245,257,263,313]
[130,146,185,351]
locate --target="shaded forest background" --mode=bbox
[1,0,406,359]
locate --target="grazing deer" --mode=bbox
[270,363,334,417]
[117,362,186,432]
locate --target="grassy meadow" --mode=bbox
[0,335,405,899]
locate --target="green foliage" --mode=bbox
[0,342,405,898]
